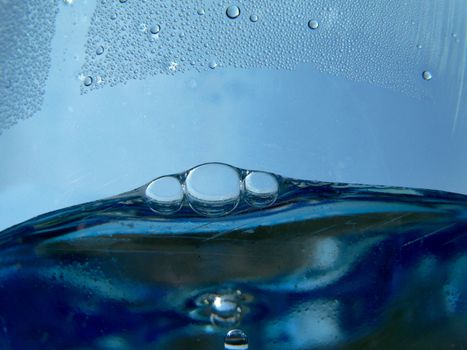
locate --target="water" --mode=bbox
[0,0,467,349]
[0,162,467,349]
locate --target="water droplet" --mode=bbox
[209,60,218,69]
[110,13,117,20]
[96,46,104,55]
[145,176,184,214]
[244,171,279,208]
[224,329,248,350]
[249,14,258,22]
[185,163,241,217]
[149,24,161,35]
[422,70,432,81]
[308,19,319,30]
[226,5,241,19]
[83,76,93,86]
[119,0,127,3]
[197,8,205,15]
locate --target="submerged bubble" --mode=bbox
[224,329,248,350]
[226,6,241,19]
[145,176,184,214]
[185,163,241,216]
[209,60,218,69]
[119,0,127,3]
[197,8,205,16]
[83,76,93,86]
[249,14,258,22]
[243,171,279,208]
[308,19,319,29]
[149,24,161,35]
[422,70,432,81]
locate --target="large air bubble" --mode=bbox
[185,163,241,217]
[145,176,184,214]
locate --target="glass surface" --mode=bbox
[0,0,466,349]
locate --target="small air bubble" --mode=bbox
[83,76,93,86]
[150,24,161,35]
[96,46,104,55]
[110,13,117,20]
[308,19,319,30]
[422,70,432,81]
[119,0,127,3]
[249,14,258,22]
[197,8,205,15]
[224,329,248,350]
[209,60,218,69]
[226,5,241,19]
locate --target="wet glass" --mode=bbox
[0,1,466,349]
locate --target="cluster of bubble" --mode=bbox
[144,163,279,217]
[80,0,434,94]
[0,1,58,132]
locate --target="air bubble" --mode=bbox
[422,70,432,81]
[149,24,161,35]
[119,0,127,3]
[145,176,184,214]
[185,163,241,217]
[197,8,205,15]
[110,13,117,20]
[209,60,218,69]
[83,76,93,86]
[226,6,241,19]
[96,46,104,55]
[224,329,248,350]
[249,14,258,22]
[243,171,279,208]
[308,19,319,29]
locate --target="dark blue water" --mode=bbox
[0,163,466,349]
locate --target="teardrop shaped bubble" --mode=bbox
[184,163,240,217]
[224,329,248,350]
[226,5,241,19]
[308,19,319,29]
[145,176,184,214]
[244,171,279,208]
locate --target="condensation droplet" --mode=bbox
[145,176,184,214]
[422,70,432,81]
[226,5,241,19]
[83,76,93,86]
[96,46,104,55]
[244,171,279,208]
[308,19,319,30]
[149,24,161,35]
[185,163,241,217]
[224,329,248,350]
[249,14,258,22]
